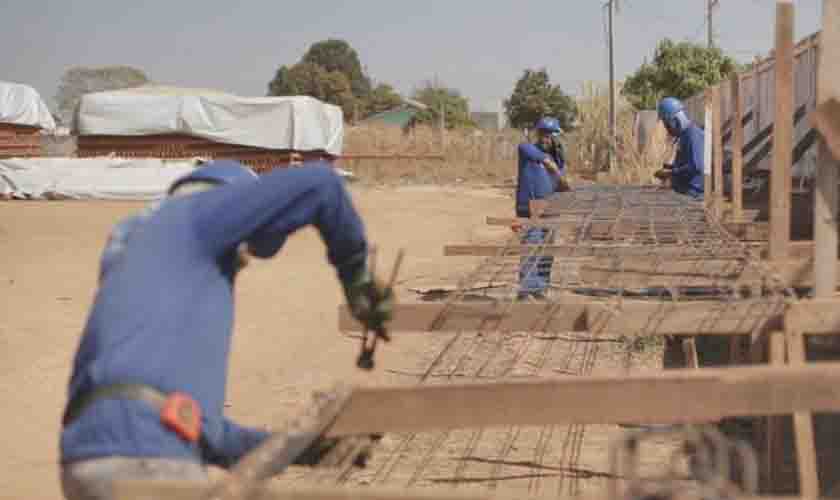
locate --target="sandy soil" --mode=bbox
[0,185,512,499]
[0,184,687,500]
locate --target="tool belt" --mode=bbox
[62,383,203,443]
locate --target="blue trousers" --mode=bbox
[518,227,554,295]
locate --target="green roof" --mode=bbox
[362,108,418,127]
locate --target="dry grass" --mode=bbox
[341,82,673,186]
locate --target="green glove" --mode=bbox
[342,267,394,332]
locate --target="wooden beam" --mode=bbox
[338,302,587,333]
[112,481,813,500]
[813,0,840,298]
[341,300,785,336]
[713,84,725,218]
[784,299,840,334]
[731,72,745,220]
[325,363,840,436]
[586,300,784,336]
[785,327,820,499]
[763,330,788,492]
[769,0,794,261]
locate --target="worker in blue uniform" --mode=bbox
[58,160,393,500]
[654,97,705,200]
[515,117,568,300]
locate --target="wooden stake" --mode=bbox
[814,0,840,297]
[731,73,745,220]
[769,0,794,261]
[712,84,724,218]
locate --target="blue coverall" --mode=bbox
[60,163,368,469]
[515,143,564,296]
[669,124,705,199]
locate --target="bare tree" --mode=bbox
[56,66,150,125]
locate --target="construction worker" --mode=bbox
[515,117,567,300]
[59,160,393,500]
[653,97,705,199]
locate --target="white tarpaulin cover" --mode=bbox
[0,158,198,200]
[0,81,56,131]
[75,86,344,155]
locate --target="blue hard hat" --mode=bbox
[168,159,258,195]
[535,117,562,134]
[657,97,684,122]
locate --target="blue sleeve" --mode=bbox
[672,130,704,177]
[200,416,270,468]
[518,143,548,163]
[188,163,368,283]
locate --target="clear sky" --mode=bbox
[1,1,823,113]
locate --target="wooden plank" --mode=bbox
[713,84,725,217]
[338,302,587,333]
[705,87,714,210]
[326,362,840,436]
[784,299,840,334]
[786,327,820,498]
[586,300,784,336]
[813,0,840,298]
[113,481,811,500]
[770,0,794,261]
[732,73,745,220]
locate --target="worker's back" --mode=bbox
[61,193,239,464]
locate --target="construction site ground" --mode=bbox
[0,183,799,500]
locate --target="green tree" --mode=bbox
[504,69,578,130]
[56,65,149,124]
[411,82,474,129]
[301,39,372,98]
[363,83,404,116]
[622,38,739,110]
[267,62,356,118]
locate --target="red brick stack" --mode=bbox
[0,123,41,158]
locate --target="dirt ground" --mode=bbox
[0,184,517,499]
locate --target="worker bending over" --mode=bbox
[654,97,705,200]
[59,160,393,500]
[515,117,568,300]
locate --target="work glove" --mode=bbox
[556,177,571,193]
[654,169,671,181]
[342,266,394,333]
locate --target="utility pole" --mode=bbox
[707,0,719,48]
[608,0,616,172]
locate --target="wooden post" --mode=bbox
[769,0,794,261]
[731,74,745,220]
[704,88,714,209]
[785,328,819,498]
[712,85,724,218]
[762,330,787,492]
[814,0,840,297]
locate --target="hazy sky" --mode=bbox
[1,1,823,113]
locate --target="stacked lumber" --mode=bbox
[0,123,41,158]
[76,134,336,173]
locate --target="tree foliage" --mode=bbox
[268,62,356,117]
[504,68,577,130]
[411,82,474,129]
[301,39,372,97]
[365,83,404,116]
[56,65,149,124]
[621,39,739,110]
